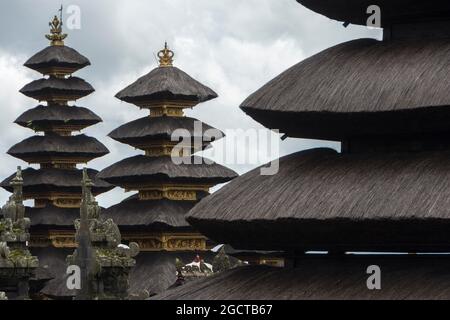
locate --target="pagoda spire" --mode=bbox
[1,12,112,299]
[158,42,174,67]
[45,11,67,46]
[98,44,237,295]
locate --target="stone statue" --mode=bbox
[67,168,139,300]
[0,167,38,300]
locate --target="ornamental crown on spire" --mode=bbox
[45,14,67,46]
[158,42,174,67]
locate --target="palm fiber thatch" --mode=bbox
[15,105,101,130]
[115,66,217,105]
[8,134,109,161]
[188,148,450,252]
[97,155,237,186]
[26,205,80,228]
[104,195,194,230]
[108,116,222,147]
[20,77,94,101]
[1,167,112,195]
[130,251,215,297]
[155,255,450,300]
[31,247,75,299]
[24,45,90,74]
[241,38,450,140]
[296,0,450,27]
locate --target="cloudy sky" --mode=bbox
[0,0,381,207]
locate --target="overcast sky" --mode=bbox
[0,0,381,207]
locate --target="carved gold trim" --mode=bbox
[150,106,184,117]
[23,157,90,165]
[145,146,175,157]
[130,184,210,201]
[126,184,211,192]
[132,100,197,111]
[32,194,82,209]
[30,231,76,248]
[37,67,76,77]
[45,15,67,46]
[139,190,197,201]
[122,233,207,252]
[40,163,77,169]
[32,96,84,104]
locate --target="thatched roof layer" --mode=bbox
[20,77,94,101]
[155,255,450,300]
[24,45,90,74]
[130,251,215,296]
[241,38,450,140]
[1,167,112,195]
[108,116,222,146]
[8,134,109,161]
[31,247,75,299]
[26,205,80,228]
[296,0,450,27]
[104,195,193,229]
[115,66,217,105]
[15,105,102,130]
[188,148,450,252]
[97,155,237,186]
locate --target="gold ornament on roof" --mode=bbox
[158,42,174,67]
[45,15,67,46]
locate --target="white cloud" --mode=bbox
[0,0,380,207]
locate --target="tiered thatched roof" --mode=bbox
[241,38,450,140]
[24,45,90,74]
[188,148,450,252]
[115,66,218,106]
[108,116,222,148]
[156,255,450,300]
[1,168,111,196]
[100,44,237,296]
[297,0,450,27]
[8,134,109,162]
[20,77,94,101]
[105,195,193,230]
[98,155,236,186]
[15,105,102,131]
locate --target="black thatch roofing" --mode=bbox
[108,116,222,147]
[24,45,90,74]
[297,0,450,27]
[8,134,109,162]
[115,66,217,106]
[26,205,79,228]
[31,247,75,299]
[20,77,94,101]
[130,251,215,296]
[97,155,237,186]
[1,167,113,195]
[105,195,193,230]
[155,255,450,300]
[241,38,450,140]
[188,148,450,252]
[15,105,102,131]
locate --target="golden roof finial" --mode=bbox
[158,42,174,67]
[45,13,67,46]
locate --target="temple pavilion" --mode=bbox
[97,44,237,296]
[0,15,112,299]
[156,1,450,300]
